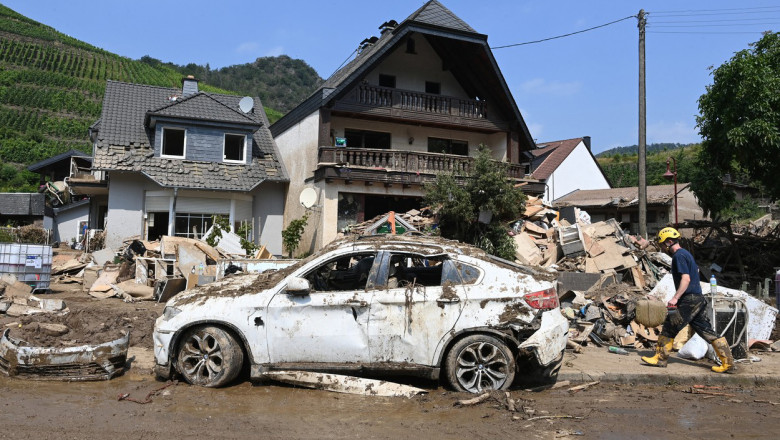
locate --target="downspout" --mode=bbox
[168,187,178,236]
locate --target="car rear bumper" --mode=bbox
[518,309,569,366]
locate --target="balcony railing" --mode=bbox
[318,147,526,180]
[342,84,489,121]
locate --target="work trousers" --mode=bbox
[660,293,719,343]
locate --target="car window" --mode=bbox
[458,263,480,285]
[304,252,377,292]
[380,253,448,288]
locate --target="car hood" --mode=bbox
[168,270,286,309]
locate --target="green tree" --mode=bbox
[424,146,526,260]
[693,32,780,218]
[281,213,309,258]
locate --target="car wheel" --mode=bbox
[445,334,516,393]
[176,326,244,387]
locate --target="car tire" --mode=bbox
[445,334,516,393]
[176,326,244,388]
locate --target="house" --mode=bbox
[75,77,289,252]
[552,183,707,236]
[527,137,611,203]
[271,0,542,251]
[0,193,51,229]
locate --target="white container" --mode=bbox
[0,243,53,292]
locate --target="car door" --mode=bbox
[265,251,378,363]
[368,251,466,365]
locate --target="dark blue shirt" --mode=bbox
[672,247,702,295]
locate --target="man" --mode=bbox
[641,227,736,373]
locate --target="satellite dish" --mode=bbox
[299,188,317,209]
[238,96,254,114]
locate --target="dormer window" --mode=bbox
[162,127,186,158]
[223,133,246,163]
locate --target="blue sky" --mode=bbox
[3,1,777,153]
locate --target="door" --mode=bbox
[265,251,378,363]
[368,252,466,365]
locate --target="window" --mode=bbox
[305,253,378,292]
[406,38,416,54]
[428,137,468,156]
[425,81,441,95]
[174,213,214,239]
[344,129,391,149]
[378,74,396,88]
[648,210,657,223]
[162,127,185,158]
[224,133,246,162]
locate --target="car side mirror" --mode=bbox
[287,277,311,296]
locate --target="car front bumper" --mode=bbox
[518,309,569,366]
[153,320,175,378]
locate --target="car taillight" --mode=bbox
[525,287,558,310]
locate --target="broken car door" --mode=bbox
[368,252,467,365]
[265,251,377,363]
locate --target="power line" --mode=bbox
[650,10,780,18]
[647,31,767,35]
[652,17,780,24]
[491,15,635,50]
[651,5,780,14]
[649,23,780,28]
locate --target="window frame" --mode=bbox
[223,132,247,163]
[160,126,187,159]
[425,81,441,95]
[378,74,396,88]
[427,137,469,156]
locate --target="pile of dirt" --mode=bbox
[8,306,158,349]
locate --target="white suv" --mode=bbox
[153,235,568,393]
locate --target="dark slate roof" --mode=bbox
[271,1,534,151]
[0,193,46,216]
[147,92,260,126]
[93,80,287,191]
[27,149,91,173]
[406,0,476,33]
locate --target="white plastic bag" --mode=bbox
[677,333,709,360]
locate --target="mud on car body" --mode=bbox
[153,235,568,393]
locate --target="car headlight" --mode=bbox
[162,306,182,321]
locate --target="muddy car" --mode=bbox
[153,235,568,393]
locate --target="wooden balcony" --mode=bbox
[332,84,507,132]
[315,147,539,191]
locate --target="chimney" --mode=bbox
[582,136,591,152]
[182,75,199,97]
[379,20,398,34]
[358,36,378,54]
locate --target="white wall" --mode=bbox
[545,142,610,202]
[274,111,321,253]
[252,182,286,256]
[54,204,89,245]
[364,33,469,98]
[105,172,149,249]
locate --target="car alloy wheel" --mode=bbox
[176,326,243,387]
[445,334,515,393]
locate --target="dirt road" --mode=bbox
[1,373,779,439]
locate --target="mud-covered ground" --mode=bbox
[0,283,163,349]
[1,374,779,440]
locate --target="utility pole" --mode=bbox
[637,9,647,238]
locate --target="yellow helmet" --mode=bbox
[657,227,681,244]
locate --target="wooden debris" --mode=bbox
[455,392,491,406]
[568,381,600,393]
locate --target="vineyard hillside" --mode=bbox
[0,4,290,192]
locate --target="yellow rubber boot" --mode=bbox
[641,335,674,367]
[711,337,736,374]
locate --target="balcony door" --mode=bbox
[344,129,391,149]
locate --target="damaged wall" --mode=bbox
[253,182,285,256]
[105,172,147,249]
